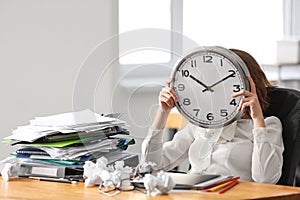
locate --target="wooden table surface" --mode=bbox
[1,177,300,199]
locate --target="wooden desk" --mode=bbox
[1,178,300,200]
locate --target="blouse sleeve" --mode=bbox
[141,123,195,171]
[251,116,284,183]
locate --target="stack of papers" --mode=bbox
[4,109,137,180]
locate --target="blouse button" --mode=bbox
[204,130,214,137]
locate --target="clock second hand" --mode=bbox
[203,71,235,92]
[189,74,213,92]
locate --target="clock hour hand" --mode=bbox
[189,74,213,92]
[203,70,235,92]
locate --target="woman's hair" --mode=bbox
[230,48,274,113]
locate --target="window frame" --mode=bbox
[118,0,183,90]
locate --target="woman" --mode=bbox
[141,48,284,184]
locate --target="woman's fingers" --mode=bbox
[169,89,178,102]
[231,76,256,99]
[160,90,173,104]
[160,87,178,109]
[159,78,179,111]
[248,76,257,94]
[166,78,172,88]
[237,97,252,112]
[232,78,263,120]
[161,96,174,107]
[231,89,252,99]
[165,78,178,101]
[162,86,178,102]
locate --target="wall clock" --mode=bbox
[171,46,250,128]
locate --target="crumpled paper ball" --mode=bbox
[83,156,133,191]
[144,170,175,196]
[0,157,19,181]
[134,161,157,176]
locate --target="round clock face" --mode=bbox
[171,46,250,128]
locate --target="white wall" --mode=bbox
[288,0,300,38]
[0,0,156,162]
[0,0,117,160]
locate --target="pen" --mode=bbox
[29,176,77,184]
[200,176,240,190]
[206,180,235,192]
[134,187,147,194]
[218,180,239,194]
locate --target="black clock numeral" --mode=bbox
[193,109,200,116]
[220,58,223,67]
[203,55,213,63]
[220,109,228,117]
[206,113,214,121]
[181,70,189,77]
[229,99,237,106]
[228,70,236,77]
[191,60,196,67]
[177,83,185,91]
[183,98,191,106]
[233,85,241,92]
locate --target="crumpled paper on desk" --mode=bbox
[83,156,132,190]
[0,157,19,181]
[84,159,174,196]
[144,170,175,196]
[134,161,157,175]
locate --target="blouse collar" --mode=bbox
[220,121,237,142]
[195,121,237,143]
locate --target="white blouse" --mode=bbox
[141,116,284,184]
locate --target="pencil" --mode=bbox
[206,180,235,192]
[218,180,239,194]
[200,176,240,190]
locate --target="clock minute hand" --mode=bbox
[203,71,235,92]
[189,74,213,92]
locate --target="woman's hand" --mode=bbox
[231,76,265,128]
[159,78,178,113]
[151,79,179,130]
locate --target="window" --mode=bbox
[118,0,284,88]
[118,0,182,89]
[183,0,283,65]
[119,0,171,64]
